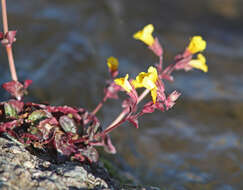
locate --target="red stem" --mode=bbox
[1,0,18,81]
[1,0,8,34]
[102,117,127,135]
[137,88,150,103]
[91,96,107,115]
[159,55,163,70]
[103,89,150,135]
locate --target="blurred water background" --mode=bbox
[1,0,243,189]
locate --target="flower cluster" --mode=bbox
[171,35,207,73]
[185,36,207,72]
[102,24,208,132]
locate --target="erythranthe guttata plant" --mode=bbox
[0,0,208,163]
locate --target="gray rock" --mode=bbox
[0,136,114,190]
[0,136,160,190]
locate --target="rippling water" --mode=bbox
[1,0,243,189]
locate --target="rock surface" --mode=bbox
[0,136,160,190]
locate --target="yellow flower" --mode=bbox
[114,74,132,93]
[188,53,208,72]
[133,24,155,46]
[107,56,119,71]
[132,72,147,88]
[132,66,158,103]
[187,36,206,54]
[132,66,158,88]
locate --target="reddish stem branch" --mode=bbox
[103,117,127,135]
[159,55,163,70]
[103,89,150,134]
[137,88,150,103]
[1,0,18,81]
[6,46,17,81]
[91,96,107,115]
[1,0,8,34]
[104,109,127,133]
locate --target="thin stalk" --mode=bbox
[137,88,150,103]
[6,46,17,81]
[104,109,127,132]
[1,0,8,34]
[91,96,107,115]
[103,89,150,134]
[1,0,18,81]
[159,55,163,70]
[103,117,127,135]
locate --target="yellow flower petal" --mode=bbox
[147,66,158,83]
[132,66,158,89]
[151,88,157,104]
[142,77,156,90]
[133,24,155,46]
[187,36,206,54]
[132,80,143,89]
[107,56,119,71]
[132,72,147,88]
[114,74,132,92]
[132,66,158,103]
[189,53,208,72]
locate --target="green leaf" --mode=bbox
[28,110,47,121]
[4,103,17,118]
[59,115,77,133]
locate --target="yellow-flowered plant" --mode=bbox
[114,74,133,93]
[132,66,158,103]
[188,53,208,72]
[107,56,119,71]
[187,36,206,54]
[133,24,155,46]
[0,0,211,166]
